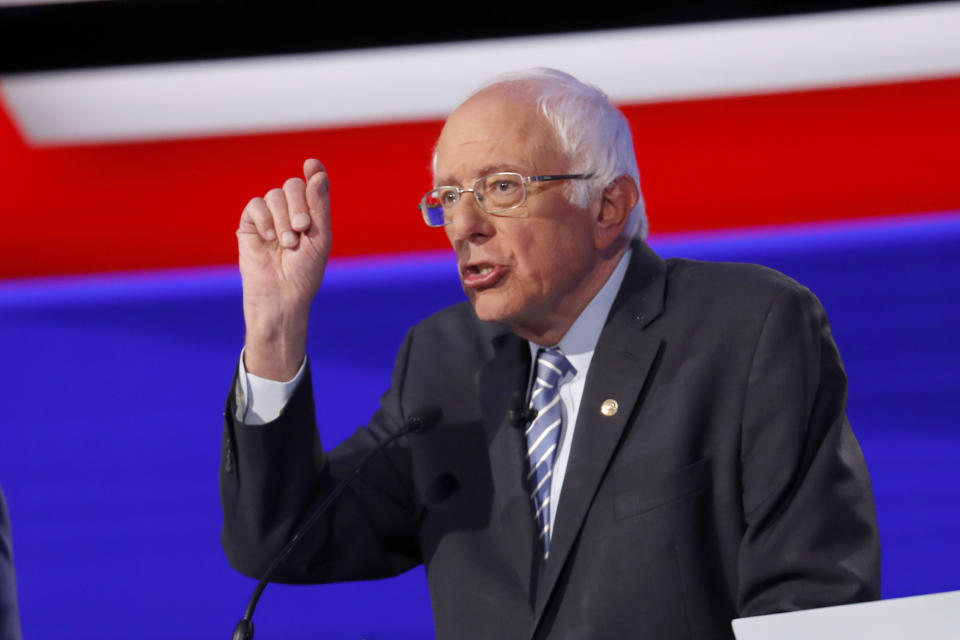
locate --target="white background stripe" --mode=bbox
[2,3,959,143]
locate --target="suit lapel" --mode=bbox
[478,329,539,604]
[532,242,667,629]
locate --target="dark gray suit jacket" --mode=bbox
[0,487,22,640]
[221,242,880,639]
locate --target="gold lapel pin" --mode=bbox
[600,399,619,417]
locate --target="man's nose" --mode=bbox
[445,192,493,241]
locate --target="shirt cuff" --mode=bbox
[235,348,307,425]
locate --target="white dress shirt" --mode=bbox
[237,248,633,534]
[235,350,306,425]
[526,247,631,533]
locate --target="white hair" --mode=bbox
[436,68,648,239]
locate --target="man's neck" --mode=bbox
[513,243,631,347]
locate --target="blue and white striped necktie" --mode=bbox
[525,347,575,560]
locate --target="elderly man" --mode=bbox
[221,69,880,639]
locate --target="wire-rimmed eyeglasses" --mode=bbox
[418,171,594,228]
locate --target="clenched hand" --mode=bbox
[238,159,331,380]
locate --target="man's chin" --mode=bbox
[467,291,517,325]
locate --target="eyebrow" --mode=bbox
[435,163,523,187]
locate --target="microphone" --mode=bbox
[403,405,442,435]
[232,406,443,640]
[508,391,537,429]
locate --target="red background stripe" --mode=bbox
[1,75,958,279]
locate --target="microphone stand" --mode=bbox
[232,407,442,639]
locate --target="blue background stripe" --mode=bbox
[1,212,958,638]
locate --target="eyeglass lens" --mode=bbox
[421,173,526,226]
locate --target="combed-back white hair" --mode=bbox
[440,68,648,239]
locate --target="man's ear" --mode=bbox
[594,175,639,251]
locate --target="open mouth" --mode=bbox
[462,263,505,289]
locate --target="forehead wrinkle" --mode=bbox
[437,163,527,188]
[436,134,565,184]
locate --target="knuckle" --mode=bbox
[243,198,267,221]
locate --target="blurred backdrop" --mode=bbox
[1,1,959,637]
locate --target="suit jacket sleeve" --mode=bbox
[219,329,423,584]
[0,487,22,640]
[736,281,881,614]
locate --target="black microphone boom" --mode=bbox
[403,405,442,434]
[232,406,443,639]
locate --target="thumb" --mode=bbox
[305,165,330,218]
[303,158,325,186]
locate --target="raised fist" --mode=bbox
[237,159,331,380]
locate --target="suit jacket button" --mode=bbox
[601,399,619,416]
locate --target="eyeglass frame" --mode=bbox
[418,171,595,228]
